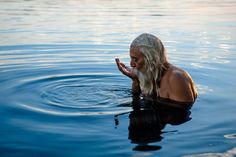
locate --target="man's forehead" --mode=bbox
[130,48,143,56]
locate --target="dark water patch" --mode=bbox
[133,145,162,151]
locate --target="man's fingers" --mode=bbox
[115,58,123,71]
[115,58,120,64]
[115,59,126,71]
[115,58,120,67]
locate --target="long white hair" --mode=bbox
[130,33,168,96]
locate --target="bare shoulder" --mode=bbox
[168,67,190,85]
[165,65,196,102]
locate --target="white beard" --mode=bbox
[132,68,154,96]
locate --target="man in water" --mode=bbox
[116,33,198,104]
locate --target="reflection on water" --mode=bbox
[115,96,192,151]
[183,147,236,157]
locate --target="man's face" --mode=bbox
[129,48,145,73]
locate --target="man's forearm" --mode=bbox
[132,79,141,95]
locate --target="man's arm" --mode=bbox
[132,79,141,95]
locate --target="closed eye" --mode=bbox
[131,56,138,62]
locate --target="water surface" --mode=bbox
[0,0,236,156]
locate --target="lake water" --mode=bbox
[0,0,236,156]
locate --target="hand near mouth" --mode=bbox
[115,58,138,80]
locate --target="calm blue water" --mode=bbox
[1,0,236,156]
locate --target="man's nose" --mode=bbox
[130,61,136,68]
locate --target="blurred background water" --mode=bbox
[0,0,236,156]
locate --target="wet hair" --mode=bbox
[130,33,168,96]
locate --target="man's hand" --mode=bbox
[115,58,137,80]
[115,58,141,94]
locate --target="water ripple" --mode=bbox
[224,133,236,139]
[14,74,132,116]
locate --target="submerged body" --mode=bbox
[116,33,198,106]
